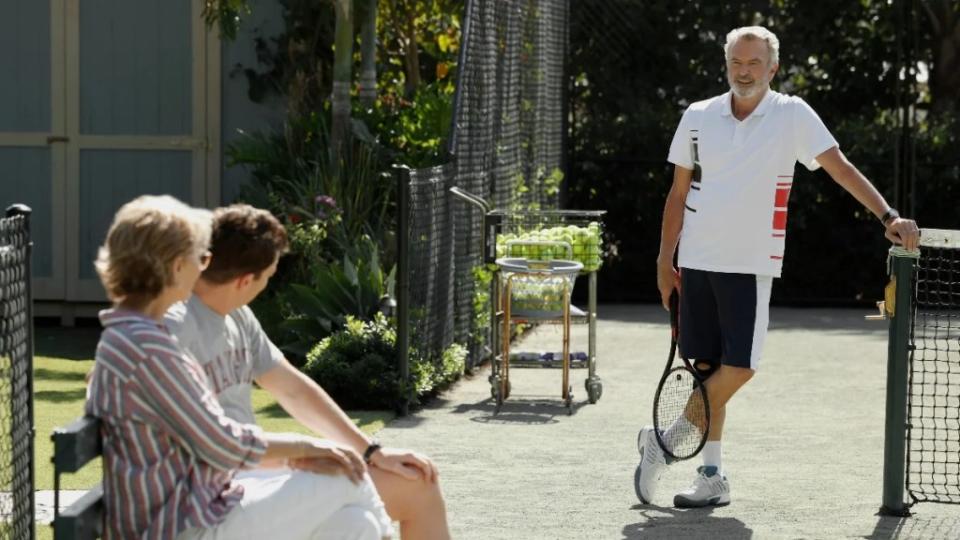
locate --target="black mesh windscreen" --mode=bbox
[0,210,34,539]
[404,0,568,369]
[407,165,457,360]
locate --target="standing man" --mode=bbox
[165,204,451,539]
[635,26,920,508]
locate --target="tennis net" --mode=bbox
[906,229,960,505]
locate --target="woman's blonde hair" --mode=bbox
[94,195,212,304]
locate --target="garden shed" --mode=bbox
[0,0,283,321]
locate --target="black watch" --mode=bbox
[363,441,382,464]
[881,208,900,225]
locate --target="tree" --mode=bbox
[331,0,354,156]
[359,0,379,106]
[566,0,956,303]
[377,1,463,98]
[921,2,960,131]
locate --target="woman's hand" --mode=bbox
[291,439,367,484]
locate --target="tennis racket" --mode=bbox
[651,290,710,460]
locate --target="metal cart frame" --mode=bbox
[450,187,605,411]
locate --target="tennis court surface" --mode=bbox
[378,304,960,539]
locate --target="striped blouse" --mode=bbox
[86,309,266,539]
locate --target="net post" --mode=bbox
[393,166,411,417]
[881,250,916,516]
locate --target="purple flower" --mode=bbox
[314,195,339,219]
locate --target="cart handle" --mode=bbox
[449,187,490,213]
[505,240,573,260]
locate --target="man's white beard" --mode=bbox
[729,77,768,99]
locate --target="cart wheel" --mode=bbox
[491,382,503,415]
[586,378,603,404]
[490,378,510,401]
[566,386,574,415]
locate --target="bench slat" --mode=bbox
[52,415,102,473]
[54,483,104,539]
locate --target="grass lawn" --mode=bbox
[30,325,394,538]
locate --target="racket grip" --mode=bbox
[669,290,679,332]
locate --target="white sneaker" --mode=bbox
[673,466,731,508]
[634,426,669,504]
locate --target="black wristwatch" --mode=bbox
[363,441,382,464]
[881,208,900,226]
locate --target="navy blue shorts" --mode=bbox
[678,268,773,371]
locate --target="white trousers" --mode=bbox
[177,468,393,540]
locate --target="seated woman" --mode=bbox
[85,195,392,540]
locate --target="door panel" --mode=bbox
[78,0,192,136]
[0,0,64,300]
[76,150,192,286]
[0,148,53,278]
[65,0,207,302]
[0,0,215,304]
[0,0,52,133]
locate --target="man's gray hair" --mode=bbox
[724,26,780,66]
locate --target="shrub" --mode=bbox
[303,314,405,410]
[302,314,468,410]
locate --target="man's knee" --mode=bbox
[371,468,445,522]
[721,364,755,385]
[693,360,719,380]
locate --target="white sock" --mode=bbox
[662,416,695,452]
[702,441,722,474]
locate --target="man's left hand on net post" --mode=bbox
[886,217,920,251]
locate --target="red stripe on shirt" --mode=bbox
[772,210,788,231]
[775,186,791,208]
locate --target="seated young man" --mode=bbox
[164,204,451,540]
[86,195,392,540]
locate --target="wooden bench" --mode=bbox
[51,415,104,539]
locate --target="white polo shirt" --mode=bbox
[667,89,838,277]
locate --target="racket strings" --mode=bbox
[656,368,709,459]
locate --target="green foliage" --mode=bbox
[302,314,466,410]
[376,0,463,97]
[437,343,467,387]
[567,1,959,303]
[280,236,396,355]
[303,314,402,410]
[228,112,394,247]
[202,0,252,41]
[471,265,493,347]
[356,81,455,168]
[228,111,397,359]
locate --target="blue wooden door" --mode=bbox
[0,0,66,299]
[0,0,217,305]
[65,0,213,301]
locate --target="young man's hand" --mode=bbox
[657,262,680,310]
[885,217,920,252]
[368,447,439,484]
